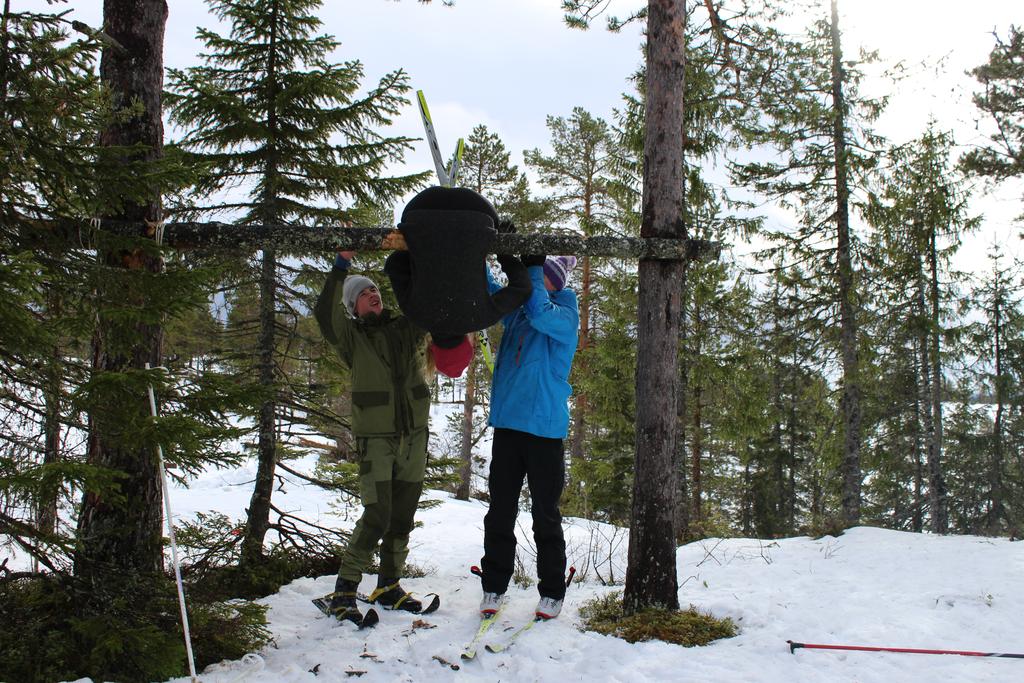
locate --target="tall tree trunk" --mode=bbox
[915,264,942,533]
[810,465,823,531]
[242,246,279,564]
[455,361,477,501]
[925,230,948,533]
[687,300,703,528]
[571,193,594,468]
[38,292,62,539]
[241,0,281,565]
[785,356,798,533]
[831,0,861,527]
[786,449,796,533]
[570,201,594,516]
[690,384,703,527]
[624,0,686,614]
[740,460,752,535]
[990,293,1006,533]
[675,294,690,543]
[570,254,591,467]
[74,0,167,584]
[911,361,924,533]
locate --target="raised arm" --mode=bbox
[521,263,579,346]
[314,252,356,364]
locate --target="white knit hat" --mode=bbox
[342,275,377,317]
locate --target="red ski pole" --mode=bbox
[788,640,1024,659]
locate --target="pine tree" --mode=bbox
[959,247,1024,534]
[731,0,886,527]
[165,0,426,567]
[622,0,687,614]
[742,272,834,537]
[1,12,273,679]
[603,1,789,540]
[943,394,994,534]
[961,25,1024,199]
[864,125,978,533]
[525,107,618,492]
[73,0,170,588]
[0,6,110,569]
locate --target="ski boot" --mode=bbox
[328,578,364,624]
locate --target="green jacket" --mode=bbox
[314,266,430,437]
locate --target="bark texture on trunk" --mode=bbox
[241,247,280,564]
[624,0,686,614]
[75,0,168,584]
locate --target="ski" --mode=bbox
[416,90,450,187]
[448,137,465,186]
[356,591,441,615]
[484,615,546,654]
[478,327,495,374]
[311,595,380,629]
[461,603,506,661]
[484,566,575,653]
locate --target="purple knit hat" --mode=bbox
[543,255,577,291]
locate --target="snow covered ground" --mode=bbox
[103,450,1024,683]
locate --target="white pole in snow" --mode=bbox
[146,363,199,682]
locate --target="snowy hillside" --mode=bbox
[125,452,1024,683]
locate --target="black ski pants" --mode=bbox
[481,427,567,600]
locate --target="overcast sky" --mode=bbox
[43,0,1024,270]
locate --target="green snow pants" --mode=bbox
[337,429,427,583]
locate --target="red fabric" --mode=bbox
[431,335,474,378]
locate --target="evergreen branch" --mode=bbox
[274,459,348,494]
[0,510,67,575]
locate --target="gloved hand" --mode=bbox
[495,253,523,270]
[520,253,546,268]
[496,219,517,234]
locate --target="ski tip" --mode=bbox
[416,91,431,117]
[484,644,503,654]
[360,609,380,629]
[419,593,441,615]
[311,596,332,616]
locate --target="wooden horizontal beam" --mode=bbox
[36,219,722,261]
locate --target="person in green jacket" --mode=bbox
[314,249,469,624]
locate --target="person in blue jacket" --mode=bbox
[479,251,579,620]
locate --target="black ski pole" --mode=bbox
[788,640,1024,659]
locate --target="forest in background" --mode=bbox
[1,0,1023,680]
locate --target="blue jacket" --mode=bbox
[486,264,579,439]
